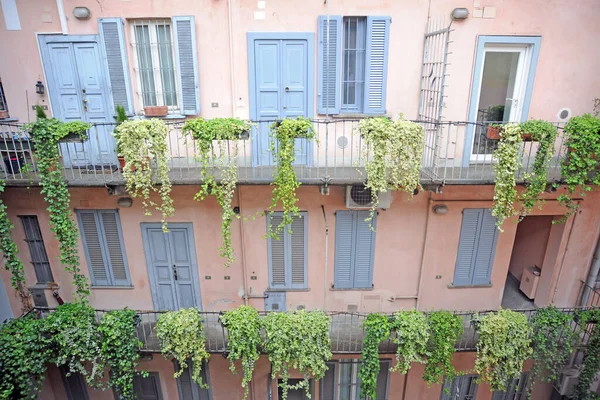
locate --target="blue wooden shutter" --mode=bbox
[453,209,483,286]
[268,214,287,288]
[173,16,200,115]
[363,16,390,115]
[334,211,355,289]
[472,210,498,285]
[98,18,134,115]
[98,210,130,286]
[317,15,342,115]
[78,210,111,286]
[290,214,307,289]
[353,211,376,289]
[321,362,337,400]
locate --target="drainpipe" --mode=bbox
[415,193,433,310]
[238,186,249,305]
[322,205,329,311]
[227,0,237,117]
[56,0,68,35]
[581,226,600,306]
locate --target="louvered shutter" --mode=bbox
[472,210,499,285]
[375,360,390,400]
[320,362,337,400]
[173,16,200,115]
[353,211,376,288]
[134,373,162,400]
[453,209,483,286]
[176,361,210,400]
[363,16,390,115]
[290,215,307,288]
[78,210,110,286]
[98,210,130,286]
[334,211,355,289]
[317,15,342,115]
[269,214,286,288]
[98,18,134,115]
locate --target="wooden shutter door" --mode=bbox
[363,16,391,115]
[375,360,390,400]
[269,214,287,288]
[453,209,483,286]
[317,15,342,114]
[78,210,110,286]
[320,362,337,400]
[98,210,129,286]
[98,18,134,114]
[290,214,307,289]
[173,16,200,115]
[334,211,355,289]
[472,210,499,285]
[353,211,376,289]
[134,373,162,400]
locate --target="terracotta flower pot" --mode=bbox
[118,156,150,172]
[144,106,168,117]
[487,125,502,140]
[521,133,534,142]
[0,110,9,119]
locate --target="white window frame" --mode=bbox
[341,16,367,114]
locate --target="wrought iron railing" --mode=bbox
[0,120,567,186]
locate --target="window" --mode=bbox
[19,216,53,283]
[134,372,163,400]
[176,361,210,400]
[267,212,307,289]
[131,19,178,110]
[452,208,499,287]
[318,15,391,115]
[441,375,479,400]
[491,372,529,400]
[320,359,390,400]
[60,367,89,400]
[334,210,376,289]
[77,210,130,287]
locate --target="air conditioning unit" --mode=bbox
[556,368,580,396]
[345,184,393,209]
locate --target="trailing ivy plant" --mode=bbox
[114,119,174,232]
[99,308,147,399]
[268,117,315,238]
[474,309,532,392]
[262,310,331,400]
[183,118,251,267]
[220,305,262,400]
[358,116,424,223]
[423,311,463,385]
[491,123,523,230]
[156,308,210,387]
[25,112,91,298]
[573,309,600,399]
[0,314,52,399]
[389,310,430,374]
[557,114,600,222]
[0,179,32,311]
[358,313,391,399]
[44,302,105,386]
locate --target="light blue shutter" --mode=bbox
[363,16,391,115]
[453,209,483,286]
[98,18,134,115]
[472,210,499,285]
[353,211,376,289]
[98,210,130,286]
[173,16,200,115]
[317,15,342,115]
[290,215,307,289]
[334,211,355,289]
[78,210,111,286]
[268,214,286,288]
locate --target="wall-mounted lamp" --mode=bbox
[35,81,45,95]
[117,197,133,208]
[433,204,449,215]
[451,7,470,20]
[73,7,91,20]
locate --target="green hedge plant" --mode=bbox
[358,313,391,399]
[573,309,600,399]
[492,123,523,230]
[423,311,463,385]
[389,310,430,374]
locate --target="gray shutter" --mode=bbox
[317,15,342,115]
[353,211,376,289]
[98,210,130,286]
[334,211,355,289]
[173,16,200,115]
[472,210,499,285]
[134,373,162,400]
[269,214,286,288]
[363,16,390,115]
[453,209,483,286]
[290,214,307,288]
[176,361,210,400]
[62,370,89,400]
[375,360,390,400]
[98,18,134,114]
[320,362,337,400]
[20,216,53,283]
[78,210,110,286]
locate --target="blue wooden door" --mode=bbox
[251,37,312,166]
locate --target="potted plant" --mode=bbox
[113,105,130,171]
[486,124,502,140]
[144,105,168,117]
[0,110,9,119]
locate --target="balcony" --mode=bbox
[0,120,566,187]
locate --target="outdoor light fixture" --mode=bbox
[451,8,470,20]
[35,81,44,95]
[73,7,91,20]
[117,197,133,208]
[433,204,449,215]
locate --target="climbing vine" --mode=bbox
[220,305,262,400]
[156,308,210,387]
[268,118,315,238]
[183,118,251,267]
[574,309,600,399]
[25,110,90,298]
[423,311,463,385]
[474,309,532,391]
[389,310,430,374]
[114,119,174,232]
[358,313,391,399]
[262,310,331,400]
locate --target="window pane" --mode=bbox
[20,216,53,284]
[156,24,178,107]
[342,17,366,112]
[339,363,352,399]
[135,24,157,107]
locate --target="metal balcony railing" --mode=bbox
[0,120,566,186]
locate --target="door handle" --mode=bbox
[172,265,178,281]
[82,98,88,112]
[285,87,290,92]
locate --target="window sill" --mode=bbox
[28,283,57,290]
[447,283,492,289]
[329,287,374,291]
[266,288,310,292]
[91,285,135,290]
[328,113,391,119]
[0,117,18,122]
[134,114,186,120]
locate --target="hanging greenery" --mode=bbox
[573,309,600,399]
[113,119,174,232]
[474,309,532,391]
[268,117,315,238]
[358,116,424,223]
[98,308,147,399]
[220,305,262,400]
[491,123,523,230]
[358,313,391,399]
[423,311,463,385]
[389,310,430,374]
[156,308,210,387]
[183,118,251,267]
[25,112,91,299]
[557,114,600,222]
[0,314,52,399]
[262,310,331,400]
